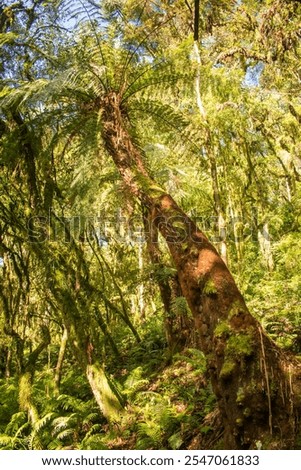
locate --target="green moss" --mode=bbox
[228,300,246,319]
[214,321,231,338]
[149,184,165,195]
[181,242,189,251]
[243,407,251,417]
[191,246,200,257]
[19,372,33,411]
[235,418,243,427]
[86,363,123,421]
[226,333,253,357]
[219,360,236,379]
[203,278,217,296]
[236,387,245,405]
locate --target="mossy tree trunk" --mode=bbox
[54,326,68,395]
[51,291,124,422]
[19,326,50,426]
[86,363,124,422]
[101,90,301,449]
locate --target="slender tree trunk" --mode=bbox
[258,222,274,272]
[193,40,228,265]
[137,241,146,319]
[54,326,68,394]
[64,317,123,422]
[228,199,243,266]
[101,91,301,449]
[19,326,50,426]
[5,347,12,379]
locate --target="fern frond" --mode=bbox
[130,98,187,133]
[56,394,83,412]
[123,367,149,399]
[171,296,189,317]
[82,412,99,425]
[34,412,57,433]
[0,79,49,110]
[122,62,186,103]
[0,435,17,450]
[136,421,162,449]
[5,411,27,436]
[55,428,75,441]
[80,434,107,450]
[51,416,70,433]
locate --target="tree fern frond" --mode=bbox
[119,13,174,89]
[0,79,49,110]
[130,98,188,133]
[66,0,111,89]
[122,64,185,103]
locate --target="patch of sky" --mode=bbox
[59,0,104,32]
[243,61,264,87]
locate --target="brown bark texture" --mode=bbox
[101,91,301,449]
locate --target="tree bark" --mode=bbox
[101,90,301,449]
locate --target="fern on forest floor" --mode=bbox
[0,347,216,450]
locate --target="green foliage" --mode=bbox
[136,395,180,449]
[203,279,218,296]
[170,296,190,317]
[0,379,19,432]
[226,334,254,358]
[0,0,300,451]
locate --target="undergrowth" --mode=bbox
[0,344,216,450]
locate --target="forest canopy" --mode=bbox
[0,0,301,450]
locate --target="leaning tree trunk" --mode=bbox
[101,91,301,449]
